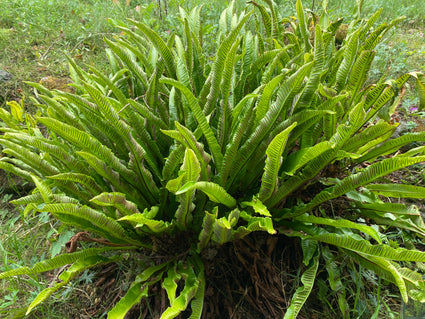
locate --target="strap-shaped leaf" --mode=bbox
[357,132,425,162]
[0,246,126,279]
[259,122,297,202]
[203,9,254,115]
[90,192,141,216]
[342,121,396,154]
[365,255,408,302]
[76,151,148,206]
[220,95,256,186]
[128,99,168,129]
[27,255,121,315]
[364,74,410,122]
[241,196,271,217]
[298,25,325,109]
[284,253,319,319]
[296,0,312,51]
[87,65,128,105]
[47,173,103,196]
[227,62,313,189]
[119,211,172,234]
[3,132,88,174]
[197,210,217,252]
[108,282,148,319]
[0,160,32,181]
[346,50,376,105]
[218,37,241,148]
[103,37,148,88]
[410,72,425,111]
[171,122,211,180]
[356,202,425,236]
[366,184,425,199]
[163,265,182,305]
[211,209,240,244]
[295,214,382,244]
[255,74,285,124]
[233,210,276,239]
[161,263,200,319]
[37,117,127,176]
[335,28,361,91]
[344,249,423,301]
[166,148,201,230]
[310,232,425,262]
[176,181,236,208]
[0,139,60,176]
[188,256,205,319]
[289,156,425,217]
[249,1,272,38]
[162,144,185,182]
[31,175,53,204]
[108,263,167,319]
[160,78,223,172]
[282,141,334,176]
[42,203,141,245]
[128,19,176,79]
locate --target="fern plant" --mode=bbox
[1,0,425,317]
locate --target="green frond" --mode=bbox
[290,156,425,217]
[128,19,176,79]
[335,28,361,91]
[160,78,223,172]
[249,1,272,38]
[90,192,140,216]
[27,255,122,315]
[1,141,60,177]
[103,37,148,89]
[295,214,382,243]
[366,184,425,199]
[41,203,142,246]
[161,263,200,319]
[0,247,127,280]
[342,121,396,154]
[166,148,201,230]
[108,263,168,319]
[410,72,425,111]
[47,173,103,196]
[203,9,254,115]
[346,50,376,104]
[296,0,312,51]
[255,74,285,124]
[0,160,32,181]
[197,211,216,252]
[259,122,297,202]
[284,253,319,319]
[176,181,236,208]
[298,25,325,109]
[357,132,425,162]
[232,210,276,238]
[119,208,172,234]
[220,96,256,186]
[227,62,313,189]
[310,232,425,262]
[282,141,334,176]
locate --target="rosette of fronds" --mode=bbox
[1,0,425,317]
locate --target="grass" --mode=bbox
[1,0,425,317]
